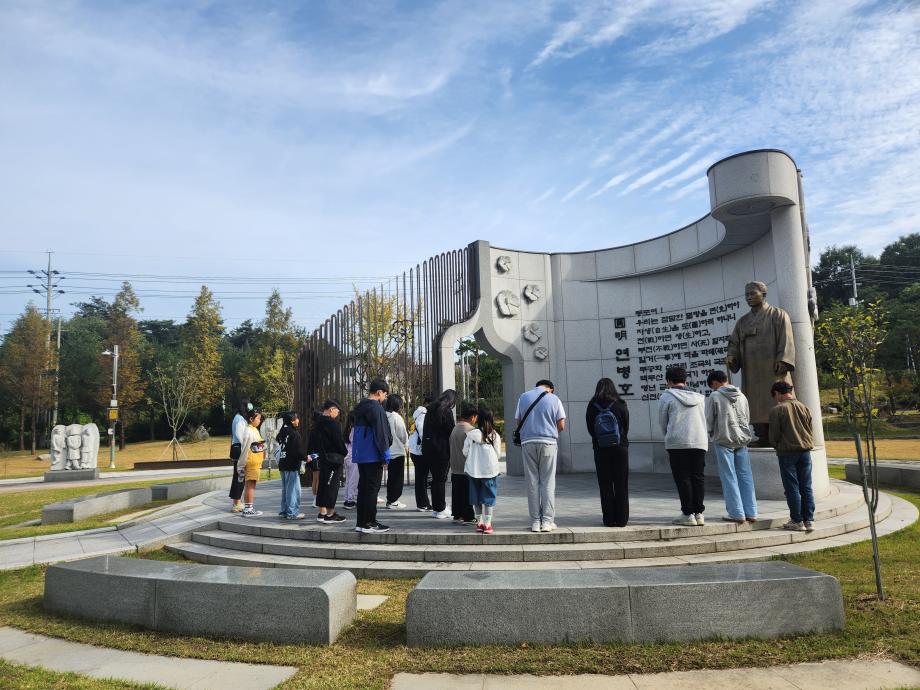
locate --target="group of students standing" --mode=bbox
[227,364,818,535]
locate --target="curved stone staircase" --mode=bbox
[166,479,916,578]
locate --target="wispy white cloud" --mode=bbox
[560,178,593,203]
[533,186,556,204]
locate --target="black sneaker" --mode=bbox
[343,500,357,510]
[323,512,346,523]
[364,521,390,533]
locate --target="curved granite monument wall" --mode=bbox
[438,150,829,499]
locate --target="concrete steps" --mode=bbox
[165,482,902,578]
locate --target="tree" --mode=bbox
[0,305,52,452]
[152,362,195,460]
[812,245,879,309]
[182,286,225,412]
[238,290,302,412]
[98,283,144,450]
[58,314,106,424]
[814,300,889,600]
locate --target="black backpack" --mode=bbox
[592,402,621,448]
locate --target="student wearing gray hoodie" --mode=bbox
[705,370,757,524]
[658,366,708,526]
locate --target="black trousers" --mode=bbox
[316,459,342,510]
[386,455,405,504]
[451,473,475,520]
[356,462,384,527]
[228,456,244,500]
[430,455,450,512]
[668,448,706,515]
[411,453,431,509]
[593,445,629,527]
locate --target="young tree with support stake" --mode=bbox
[815,300,889,600]
[152,362,195,461]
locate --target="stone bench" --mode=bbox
[44,556,356,644]
[41,476,230,524]
[405,562,843,646]
[845,463,920,490]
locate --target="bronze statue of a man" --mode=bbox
[726,281,795,443]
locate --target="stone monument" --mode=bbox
[46,423,101,482]
[725,281,795,444]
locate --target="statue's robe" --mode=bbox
[726,303,795,424]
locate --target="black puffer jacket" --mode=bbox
[308,412,348,464]
[276,425,306,472]
[421,404,454,461]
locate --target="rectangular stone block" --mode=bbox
[406,570,633,646]
[44,469,99,482]
[42,487,152,524]
[44,557,196,627]
[150,476,230,501]
[625,562,844,641]
[154,566,356,644]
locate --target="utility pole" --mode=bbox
[848,254,858,307]
[103,345,120,470]
[27,252,65,442]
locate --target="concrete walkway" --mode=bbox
[391,660,920,689]
[0,466,232,494]
[0,489,229,570]
[0,626,296,690]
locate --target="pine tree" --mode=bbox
[183,286,225,412]
[98,283,144,450]
[0,304,52,452]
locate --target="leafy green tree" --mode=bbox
[238,290,302,412]
[812,245,879,308]
[815,300,889,457]
[58,314,106,424]
[182,286,225,413]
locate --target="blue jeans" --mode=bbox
[280,470,302,517]
[714,444,757,519]
[777,452,815,522]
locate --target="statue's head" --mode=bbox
[744,281,768,308]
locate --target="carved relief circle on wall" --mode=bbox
[523,284,542,302]
[495,290,521,317]
[496,255,513,273]
[523,323,543,343]
[533,346,548,361]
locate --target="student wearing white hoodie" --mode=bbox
[705,370,757,523]
[658,366,708,526]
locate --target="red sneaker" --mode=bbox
[476,523,485,532]
[482,524,493,535]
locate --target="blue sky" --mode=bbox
[1,0,918,332]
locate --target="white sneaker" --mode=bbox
[804,520,815,532]
[531,521,542,533]
[694,513,705,526]
[783,520,807,532]
[377,497,386,505]
[241,508,262,518]
[540,521,557,532]
[672,514,697,526]
[386,501,407,509]
[432,509,452,519]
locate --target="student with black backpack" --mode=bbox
[585,378,630,527]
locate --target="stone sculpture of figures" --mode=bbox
[50,425,67,470]
[80,424,100,469]
[725,281,795,443]
[65,424,83,470]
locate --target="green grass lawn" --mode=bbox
[0,660,165,690]
[0,489,917,689]
[0,476,211,541]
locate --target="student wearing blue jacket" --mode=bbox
[351,378,393,533]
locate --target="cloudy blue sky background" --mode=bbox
[1,0,918,331]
